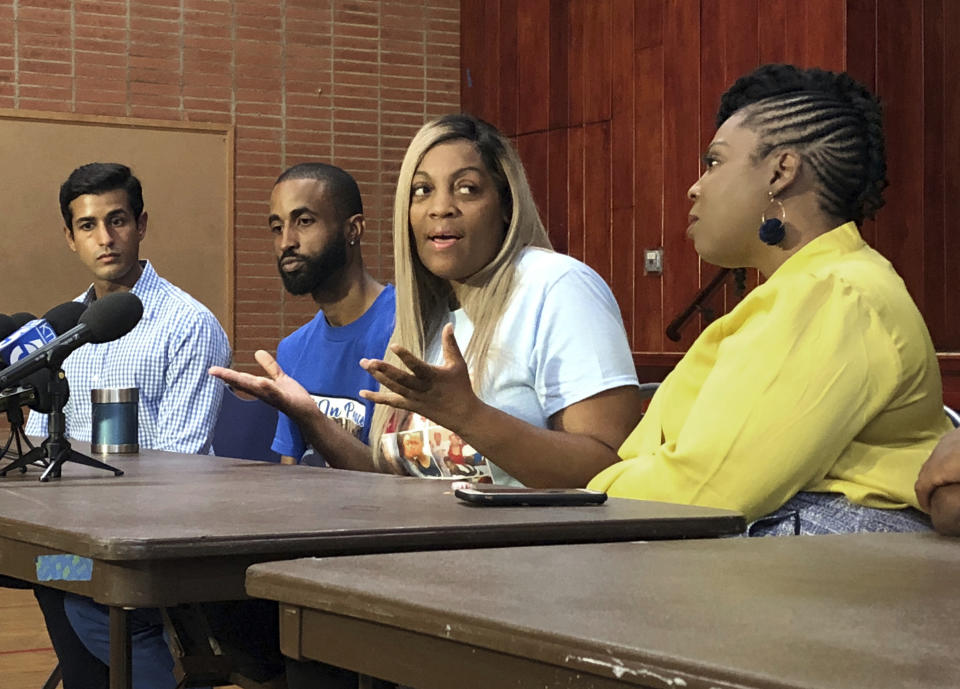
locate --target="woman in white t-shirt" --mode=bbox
[213,114,642,486]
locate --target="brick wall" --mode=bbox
[0,0,460,371]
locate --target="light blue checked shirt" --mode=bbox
[26,260,231,454]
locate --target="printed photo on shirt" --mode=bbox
[380,410,492,482]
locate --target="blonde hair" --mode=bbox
[370,114,552,470]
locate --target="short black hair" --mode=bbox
[717,63,887,223]
[275,163,363,223]
[60,163,145,228]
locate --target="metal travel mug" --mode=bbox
[90,387,139,454]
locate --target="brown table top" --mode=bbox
[0,446,743,560]
[247,532,960,689]
[0,445,742,606]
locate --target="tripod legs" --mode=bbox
[40,445,123,481]
[0,425,43,476]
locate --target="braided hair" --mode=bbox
[717,64,887,224]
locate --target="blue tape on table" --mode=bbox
[35,554,93,581]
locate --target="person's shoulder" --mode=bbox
[279,309,326,349]
[369,283,397,320]
[515,247,602,286]
[145,270,227,335]
[799,241,915,317]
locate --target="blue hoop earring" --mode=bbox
[759,192,786,245]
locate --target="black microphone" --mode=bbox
[44,302,89,336]
[0,292,143,389]
[16,303,87,414]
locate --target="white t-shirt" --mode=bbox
[422,247,639,484]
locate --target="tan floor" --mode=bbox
[0,586,59,689]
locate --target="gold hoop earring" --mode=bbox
[759,192,786,245]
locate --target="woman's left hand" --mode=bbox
[359,324,481,429]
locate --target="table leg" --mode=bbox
[109,606,133,689]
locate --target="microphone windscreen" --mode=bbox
[0,314,16,340]
[11,312,35,328]
[79,292,144,343]
[42,301,88,336]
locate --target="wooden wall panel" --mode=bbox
[922,0,946,345]
[582,0,613,125]
[845,0,879,248]
[633,0,665,353]
[548,0,571,130]
[566,126,586,260]
[944,0,960,350]
[547,128,569,253]
[757,0,788,65]
[498,0,519,135]
[566,0,586,128]
[459,0,485,118]
[583,122,613,284]
[660,0,701,353]
[804,0,847,68]
[610,0,637,343]
[875,0,925,310]
[517,0,551,135]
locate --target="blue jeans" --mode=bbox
[65,596,279,689]
[747,491,932,536]
[63,595,179,689]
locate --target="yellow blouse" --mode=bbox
[589,222,952,521]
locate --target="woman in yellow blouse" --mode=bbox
[589,64,951,534]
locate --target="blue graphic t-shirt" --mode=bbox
[271,285,396,463]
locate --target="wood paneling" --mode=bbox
[462,0,960,391]
[633,0,665,352]
[922,0,947,344]
[876,0,925,308]
[944,0,960,350]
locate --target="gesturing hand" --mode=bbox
[359,323,481,430]
[209,350,318,423]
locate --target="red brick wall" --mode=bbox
[0,0,460,371]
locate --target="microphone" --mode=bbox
[0,292,143,390]
[0,302,88,365]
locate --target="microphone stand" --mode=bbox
[0,368,123,481]
[0,388,42,473]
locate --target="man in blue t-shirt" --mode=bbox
[268,162,395,464]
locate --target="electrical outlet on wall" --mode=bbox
[643,248,663,275]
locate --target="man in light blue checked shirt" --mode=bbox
[23,162,231,689]
[25,162,231,452]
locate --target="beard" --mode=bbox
[277,232,348,295]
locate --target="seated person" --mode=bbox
[24,162,230,689]
[588,64,952,535]
[916,428,960,535]
[212,113,644,488]
[267,162,395,465]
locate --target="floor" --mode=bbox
[0,586,58,689]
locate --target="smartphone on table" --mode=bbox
[454,484,607,507]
